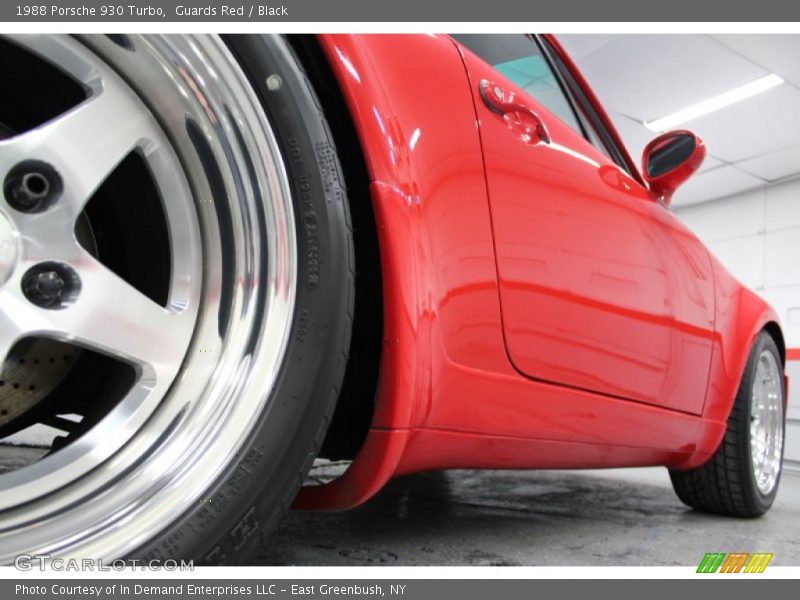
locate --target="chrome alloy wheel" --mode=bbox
[0,35,296,559]
[750,349,784,496]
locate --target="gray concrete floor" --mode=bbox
[2,446,798,566]
[257,467,800,567]
[0,444,47,474]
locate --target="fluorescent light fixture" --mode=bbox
[644,73,784,132]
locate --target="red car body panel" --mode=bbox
[458,44,716,415]
[294,34,784,511]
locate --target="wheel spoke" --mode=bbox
[0,290,29,365]
[68,260,185,376]
[0,84,160,223]
[18,252,191,387]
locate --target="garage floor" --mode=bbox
[257,466,800,566]
[2,446,798,566]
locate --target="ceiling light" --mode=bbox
[644,73,784,132]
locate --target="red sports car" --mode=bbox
[0,34,787,564]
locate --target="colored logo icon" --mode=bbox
[697,553,773,573]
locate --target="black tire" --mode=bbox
[133,35,354,563]
[669,331,785,518]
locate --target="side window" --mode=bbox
[540,38,635,176]
[453,34,584,137]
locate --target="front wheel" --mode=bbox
[669,331,785,517]
[0,34,353,564]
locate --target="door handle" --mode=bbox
[479,79,550,144]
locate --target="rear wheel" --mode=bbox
[0,34,353,564]
[669,331,785,517]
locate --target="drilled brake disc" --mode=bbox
[0,339,78,428]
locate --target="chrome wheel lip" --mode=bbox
[750,349,784,496]
[0,34,297,561]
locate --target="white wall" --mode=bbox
[674,177,800,344]
[674,177,800,468]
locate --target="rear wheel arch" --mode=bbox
[763,320,786,367]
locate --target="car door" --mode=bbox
[453,34,715,414]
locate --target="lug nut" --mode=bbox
[21,263,79,309]
[3,160,62,213]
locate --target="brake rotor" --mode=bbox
[0,339,78,428]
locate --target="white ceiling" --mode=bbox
[558,34,800,207]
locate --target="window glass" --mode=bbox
[453,34,583,136]
[542,38,634,175]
